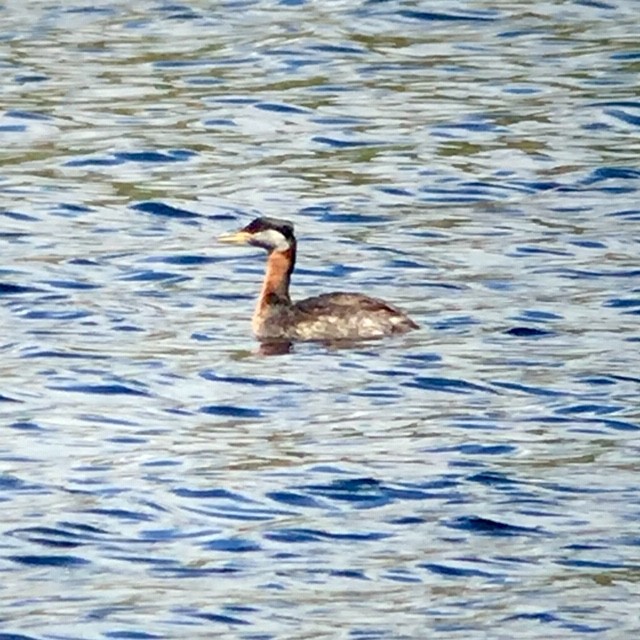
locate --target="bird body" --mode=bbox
[219,217,418,343]
[254,291,417,341]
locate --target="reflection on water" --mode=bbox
[1,1,639,638]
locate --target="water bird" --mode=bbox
[219,217,418,343]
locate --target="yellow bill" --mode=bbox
[218,230,252,244]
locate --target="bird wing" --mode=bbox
[294,292,416,322]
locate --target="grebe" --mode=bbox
[219,217,419,342]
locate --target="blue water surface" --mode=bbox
[1,0,639,638]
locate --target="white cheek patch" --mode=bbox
[254,228,290,251]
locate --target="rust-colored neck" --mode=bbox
[257,245,296,309]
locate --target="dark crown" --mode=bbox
[242,217,295,241]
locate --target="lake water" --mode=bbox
[1,1,639,638]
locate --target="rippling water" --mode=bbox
[1,1,639,638]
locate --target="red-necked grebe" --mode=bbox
[219,217,419,342]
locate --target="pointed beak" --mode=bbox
[218,230,252,245]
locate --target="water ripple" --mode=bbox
[2,0,639,638]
